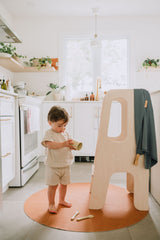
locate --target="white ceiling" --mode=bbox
[1,0,160,17]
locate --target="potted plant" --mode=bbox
[0,42,16,57]
[51,58,59,70]
[46,83,66,101]
[142,58,159,67]
[0,43,26,63]
[29,57,52,70]
[29,57,39,67]
[39,57,52,68]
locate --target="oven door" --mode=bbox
[20,104,40,168]
[21,156,39,185]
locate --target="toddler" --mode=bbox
[41,106,74,213]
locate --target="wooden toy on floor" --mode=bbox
[76,215,94,221]
[70,211,80,221]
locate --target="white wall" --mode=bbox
[0,66,14,83]
[1,14,160,95]
[0,2,13,28]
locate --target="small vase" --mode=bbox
[52,92,63,101]
[32,58,40,67]
[46,62,51,67]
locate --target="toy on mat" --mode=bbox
[70,211,80,221]
[76,215,94,221]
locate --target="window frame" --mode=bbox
[59,34,130,98]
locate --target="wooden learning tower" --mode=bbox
[89,89,149,211]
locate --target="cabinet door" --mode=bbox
[0,117,15,189]
[73,103,99,156]
[41,102,73,155]
[0,94,15,116]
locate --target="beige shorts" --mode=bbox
[45,165,70,186]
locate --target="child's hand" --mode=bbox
[64,139,75,150]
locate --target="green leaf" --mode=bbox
[46,91,52,95]
[60,85,66,89]
[49,83,59,89]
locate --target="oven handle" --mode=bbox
[23,158,39,173]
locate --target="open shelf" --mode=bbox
[0,57,56,72]
[22,66,56,72]
[0,56,24,72]
[137,66,160,72]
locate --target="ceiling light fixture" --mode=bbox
[91,8,101,48]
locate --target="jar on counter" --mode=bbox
[13,81,28,96]
[1,79,7,90]
[6,80,14,93]
[85,94,89,101]
[90,92,95,101]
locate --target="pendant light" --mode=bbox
[91,8,101,48]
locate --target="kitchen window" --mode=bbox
[63,37,128,99]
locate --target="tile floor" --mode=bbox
[0,162,160,240]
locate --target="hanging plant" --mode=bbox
[29,57,52,69]
[142,58,159,67]
[0,42,16,55]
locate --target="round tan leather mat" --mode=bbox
[24,183,148,232]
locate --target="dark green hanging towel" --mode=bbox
[134,89,158,169]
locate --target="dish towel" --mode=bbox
[134,89,158,169]
[26,105,40,133]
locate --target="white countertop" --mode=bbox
[43,101,102,103]
[0,89,18,97]
[18,95,42,105]
[42,100,103,103]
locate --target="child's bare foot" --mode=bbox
[48,204,57,214]
[59,200,72,208]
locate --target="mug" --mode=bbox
[72,140,83,150]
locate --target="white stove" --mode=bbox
[10,96,41,186]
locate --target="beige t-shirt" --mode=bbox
[41,129,73,168]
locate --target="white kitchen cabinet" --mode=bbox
[0,91,16,192]
[73,102,100,156]
[0,117,15,189]
[41,101,73,155]
[0,94,15,116]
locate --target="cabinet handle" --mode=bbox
[1,152,11,158]
[0,96,11,99]
[0,119,11,121]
